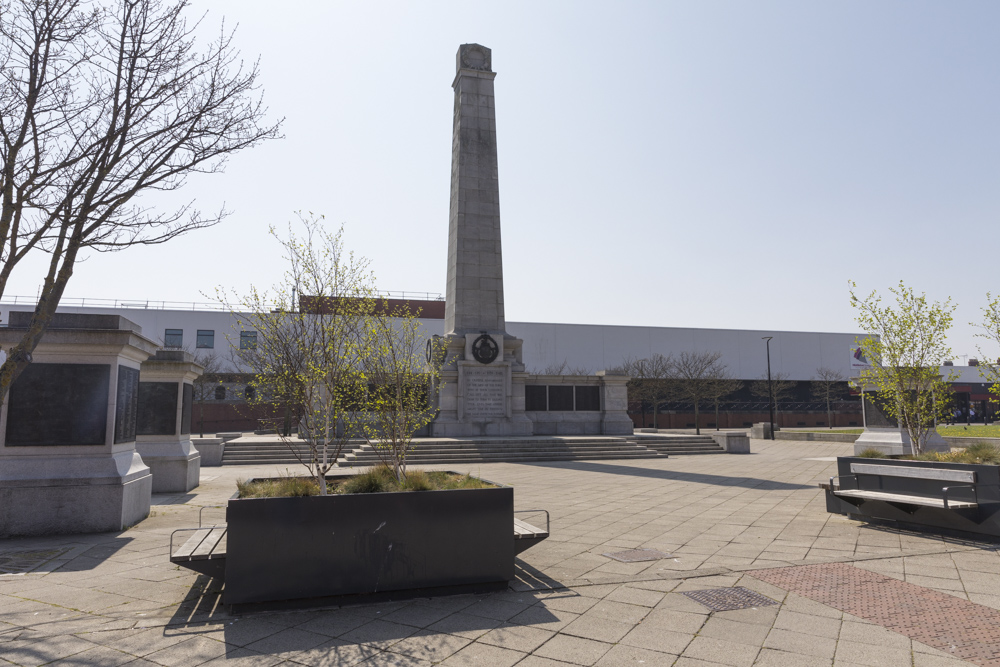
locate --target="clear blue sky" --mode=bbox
[10,1,999,362]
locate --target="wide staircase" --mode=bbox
[220,432,728,466]
[633,434,725,456]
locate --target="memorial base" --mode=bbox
[0,451,152,537]
[853,427,950,456]
[136,440,200,493]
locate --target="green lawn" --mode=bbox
[938,424,1000,438]
[794,425,1000,438]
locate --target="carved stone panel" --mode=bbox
[5,363,110,446]
[114,365,140,444]
[863,392,898,428]
[136,382,178,436]
[463,365,506,419]
[181,383,193,435]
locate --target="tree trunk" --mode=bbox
[694,400,700,435]
[714,400,720,430]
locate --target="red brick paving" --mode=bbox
[752,563,1000,666]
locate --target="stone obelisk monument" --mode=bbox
[430,44,532,437]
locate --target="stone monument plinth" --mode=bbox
[853,389,949,455]
[0,313,158,537]
[136,350,203,492]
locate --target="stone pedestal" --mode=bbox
[0,313,158,537]
[751,422,776,439]
[711,431,751,453]
[136,350,203,492]
[853,390,949,455]
[193,438,225,466]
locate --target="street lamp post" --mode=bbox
[762,336,775,440]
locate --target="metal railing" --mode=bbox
[0,290,444,313]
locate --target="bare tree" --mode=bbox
[812,366,846,429]
[190,348,229,438]
[620,354,673,428]
[536,360,591,375]
[751,372,797,425]
[0,0,281,399]
[672,351,727,435]
[705,373,743,431]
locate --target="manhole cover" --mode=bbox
[683,587,778,612]
[603,548,674,563]
[0,548,70,575]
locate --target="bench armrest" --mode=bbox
[830,474,857,491]
[515,509,550,534]
[942,484,977,510]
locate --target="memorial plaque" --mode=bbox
[525,385,547,411]
[114,365,140,444]
[463,366,506,418]
[181,383,193,435]
[575,386,601,412]
[863,392,898,428]
[548,386,574,412]
[136,382,178,436]
[5,364,110,446]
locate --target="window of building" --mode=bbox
[164,329,183,348]
[244,385,256,401]
[575,386,600,411]
[525,385,547,411]
[548,385,574,411]
[196,330,215,349]
[214,386,226,400]
[239,331,257,349]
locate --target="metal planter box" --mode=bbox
[223,480,514,606]
[825,457,1000,538]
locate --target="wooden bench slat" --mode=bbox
[173,528,212,559]
[834,489,977,509]
[514,517,548,540]
[190,528,227,558]
[849,463,976,483]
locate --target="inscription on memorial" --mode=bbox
[464,366,506,418]
[5,364,109,446]
[136,382,178,436]
[114,366,140,444]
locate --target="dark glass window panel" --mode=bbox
[244,385,256,401]
[525,385,547,411]
[114,365,140,443]
[5,364,109,446]
[240,331,257,349]
[181,384,192,435]
[164,329,183,348]
[196,330,215,349]
[575,386,601,411]
[548,385,574,412]
[215,386,227,400]
[136,382,178,435]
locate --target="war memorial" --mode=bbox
[0,44,999,667]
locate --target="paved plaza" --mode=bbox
[2,438,1000,666]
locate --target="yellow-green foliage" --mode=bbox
[857,448,887,458]
[907,442,1000,465]
[237,476,319,498]
[937,424,1000,438]
[238,467,497,498]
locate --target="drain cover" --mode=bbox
[603,548,674,563]
[0,548,70,575]
[683,587,778,612]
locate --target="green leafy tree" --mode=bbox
[850,280,956,454]
[221,215,377,495]
[972,293,1000,412]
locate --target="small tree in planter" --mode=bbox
[221,214,377,495]
[360,309,445,481]
[850,280,956,455]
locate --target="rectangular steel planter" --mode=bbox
[826,457,1000,538]
[223,479,514,606]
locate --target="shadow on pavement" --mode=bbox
[522,460,814,490]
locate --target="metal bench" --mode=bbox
[170,508,551,580]
[826,463,980,511]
